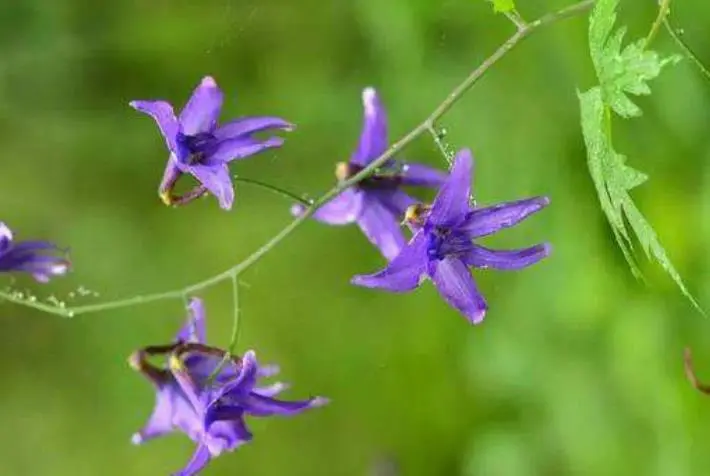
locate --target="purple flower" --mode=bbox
[0,222,69,282]
[131,298,326,476]
[293,88,447,260]
[131,76,292,210]
[352,149,550,324]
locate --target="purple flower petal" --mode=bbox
[464,243,551,270]
[356,195,407,261]
[243,394,327,417]
[399,163,448,187]
[352,87,388,165]
[179,76,224,135]
[203,136,284,166]
[253,382,288,397]
[214,117,293,141]
[132,384,197,445]
[0,222,12,251]
[158,159,183,204]
[292,188,363,225]
[187,164,235,210]
[206,416,253,451]
[372,189,417,216]
[212,351,259,402]
[429,149,473,226]
[351,231,428,291]
[461,196,550,238]
[130,100,182,157]
[430,256,487,324]
[174,444,211,476]
[176,298,207,343]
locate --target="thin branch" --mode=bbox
[0,0,595,318]
[663,18,710,81]
[233,175,311,206]
[644,0,671,47]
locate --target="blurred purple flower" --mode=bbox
[352,149,550,323]
[131,76,292,210]
[0,222,69,282]
[131,298,327,476]
[293,87,447,260]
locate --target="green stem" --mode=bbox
[663,18,710,81]
[645,0,672,47]
[233,175,310,206]
[0,0,595,318]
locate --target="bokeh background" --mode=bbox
[2,0,710,475]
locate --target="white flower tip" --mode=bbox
[0,222,12,242]
[469,308,486,325]
[539,196,551,207]
[201,76,218,88]
[362,87,378,116]
[312,397,329,407]
[52,261,69,276]
[131,433,144,445]
[541,242,552,256]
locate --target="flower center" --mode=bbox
[179,132,218,164]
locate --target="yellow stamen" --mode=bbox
[159,190,174,206]
[169,354,185,372]
[335,162,350,181]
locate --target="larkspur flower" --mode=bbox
[0,222,69,282]
[352,149,550,323]
[131,76,292,210]
[292,87,447,260]
[131,298,326,476]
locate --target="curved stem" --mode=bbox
[663,18,710,81]
[0,0,595,318]
[233,175,310,206]
[645,0,671,48]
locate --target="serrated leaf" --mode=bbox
[578,88,701,311]
[491,0,515,13]
[588,0,678,118]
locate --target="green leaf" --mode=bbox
[588,0,679,118]
[491,0,515,14]
[578,88,702,311]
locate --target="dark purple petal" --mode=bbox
[429,149,473,226]
[179,76,223,135]
[356,194,406,261]
[187,164,235,210]
[292,188,363,225]
[203,136,284,165]
[461,196,550,238]
[430,256,487,324]
[351,231,428,291]
[1,253,69,282]
[214,117,293,141]
[243,393,328,417]
[211,351,259,403]
[0,222,12,252]
[463,243,550,270]
[352,88,388,166]
[173,444,211,476]
[372,189,417,216]
[206,417,253,451]
[176,298,207,343]
[130,100,183,157]
[399,163,448,187]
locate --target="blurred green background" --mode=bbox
[2,0,710,475]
